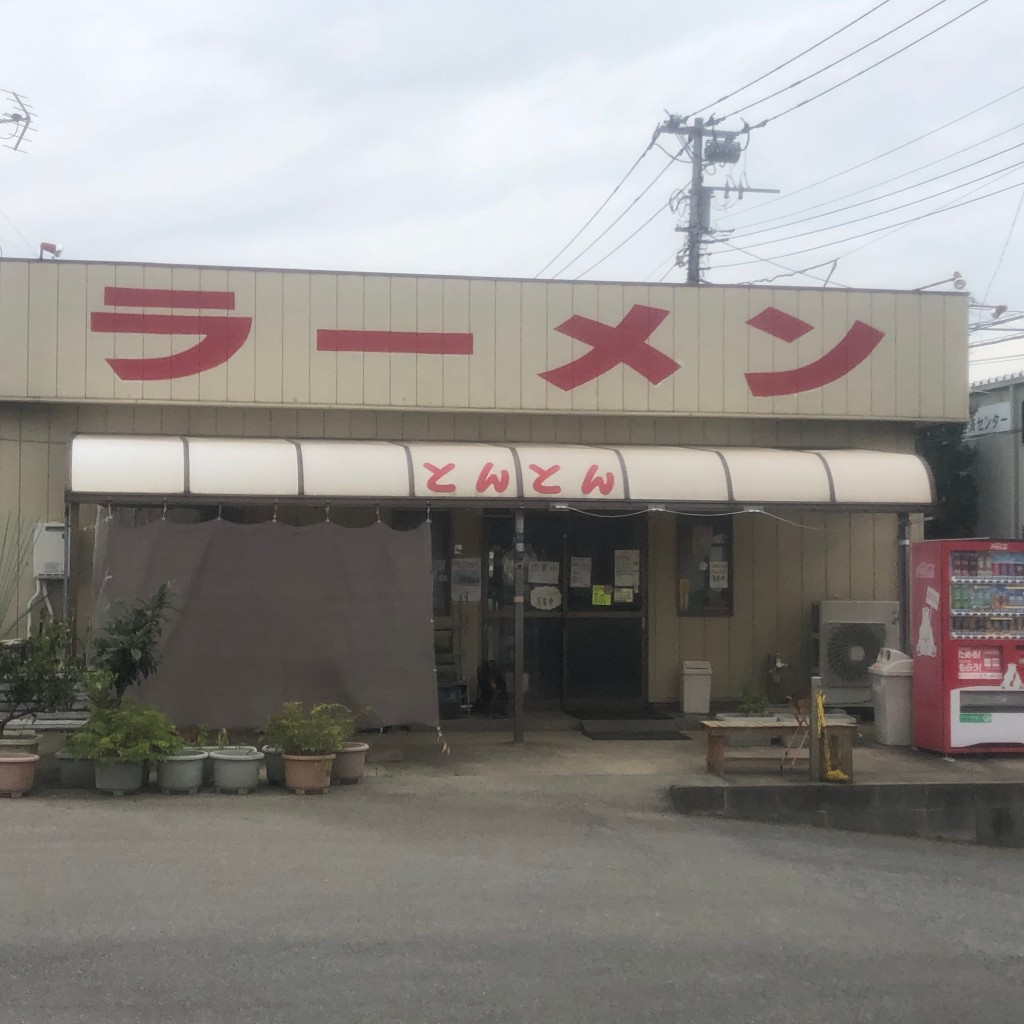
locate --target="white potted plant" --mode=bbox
[71,701,182,796]
[208,729,263,794]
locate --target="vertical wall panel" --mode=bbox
[253,271,285,404]
[163,265,202,405]
[468,278,497,410]
[334,274,366,408]
[388,276,418,407]
[225,269,257,404]
[493,280,522,412]
[0,262,29,398]
[361,275,391,408]
[441,277,470,409]
[54,264,89,400]
[894,292,922,419]
[280,271,311,405]
[308,273,338,408]
[621,284,653,414]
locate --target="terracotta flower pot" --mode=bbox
[283,753,335,795]
[331,741,370,785]
[0,753,40,797]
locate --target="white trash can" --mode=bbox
[869,648,914,746]
[681,660,713,715]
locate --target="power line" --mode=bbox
[982,187,1024,303]
[731,140,1024,239]
[725,118,1024,231]
[688,0,895,119]
[552,153,680,277]
[712,0,950,123]
[573,201,670,279]
[741,0,992,132]
[711,177,1024,268]
[535,144,656,278]
[716,239,848,287]
[717,84,1024,225]
[724,157,1024,251]
[539,2,902,282]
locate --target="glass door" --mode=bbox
[562,514,645,713]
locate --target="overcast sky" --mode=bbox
[1,0,1020,380]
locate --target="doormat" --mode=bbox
[580,720,691,741]
[566,707,672,721]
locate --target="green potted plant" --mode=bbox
[92,583,174,704]
[55,667,115,789]
[0,618,81,796]
[69,701,182,796]
[262,702,351,795]
[208,727,263,794]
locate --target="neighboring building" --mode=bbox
[0,258,967,717]
[968,373,1023,540]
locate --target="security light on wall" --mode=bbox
[38,241,62,259]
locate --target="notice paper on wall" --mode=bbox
[614,549,640,588]
[708,560,729,591]
[528,560,560,585]
[569,556,592,588]
[451,558,482,602]
[592,585,613,607]
[613,587,633,603]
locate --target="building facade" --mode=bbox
[0,258,967,715]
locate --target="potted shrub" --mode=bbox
[71,701,182,796]
[262,702,351,795]
[55,668,116,789]
[92,583,174,705]
[0,618,81,758]
[208,728,262,794]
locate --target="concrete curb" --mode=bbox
[669,782,1024,847]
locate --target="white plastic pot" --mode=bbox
[95,760,145,796]
[210,748,264,794]
[157,749,208,794]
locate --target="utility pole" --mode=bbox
[685,118,705,285]
[656,114,779,284]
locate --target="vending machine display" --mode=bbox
[911,539,1024,754]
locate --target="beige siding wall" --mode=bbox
[0,401,914,701]
[0,260,969,421]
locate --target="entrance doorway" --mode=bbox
[482,511,646,713]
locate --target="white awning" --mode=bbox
[68,436,934,509]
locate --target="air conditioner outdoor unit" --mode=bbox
[812,600,900,707]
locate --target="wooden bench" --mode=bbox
[700,718,857,780]
[1,682,89,733]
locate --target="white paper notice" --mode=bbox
[451,558,481,602]
[529,586,562,611]
[614,549,640,588]
[708,560,729,591]
[528,560,560,585]
[569,556,592,588]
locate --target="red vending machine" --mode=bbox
[911,539,1024,754]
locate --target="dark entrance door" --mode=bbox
[561,514,645,714]
[482,511,645,713]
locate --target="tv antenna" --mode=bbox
[1,91,34,152]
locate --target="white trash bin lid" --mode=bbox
[869,648,913,675]
[682,661,712,673]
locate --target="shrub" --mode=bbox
[260,702,354,756]
[68,701,182,764]
[0,618,81,734]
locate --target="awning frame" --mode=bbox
[66,435,936,512]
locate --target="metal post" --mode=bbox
[809,672,821,782]
[513,508,525,744]
[685,117,704,285]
